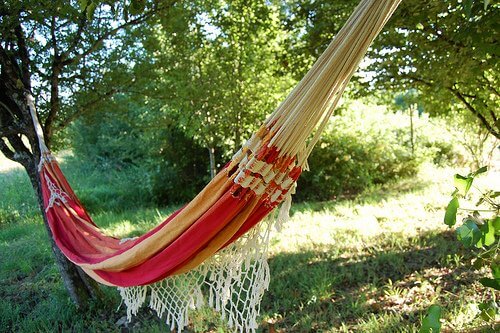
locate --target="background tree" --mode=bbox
[148,0,294,177]
[368,0,499,139]
[0,0,175,306]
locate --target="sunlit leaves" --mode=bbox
[444,197,459,227]
[453,174,473,197]
[150,0,294,161]
[440,166,499,324]
[419,304,441,333]
[477,219,496,247]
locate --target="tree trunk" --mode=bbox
[208,146,216,179]
[409,104,415,155]
[26,162,102,307]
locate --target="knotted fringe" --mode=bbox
[118,217,275,332]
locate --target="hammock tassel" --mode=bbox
[276,184,295,231]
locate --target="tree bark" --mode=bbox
[0,57,101,307]
[27,161,102,307]
[208,146,216,179]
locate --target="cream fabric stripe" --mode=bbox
[79,170,234,271]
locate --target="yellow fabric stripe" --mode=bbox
[80,170,234,271]
[171,197,260,276]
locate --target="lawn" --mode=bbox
[0,152,498,332]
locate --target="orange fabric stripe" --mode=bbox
[79,170,234,271]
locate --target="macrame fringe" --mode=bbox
[118,217,275,332]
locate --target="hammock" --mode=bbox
[29,0,401,331]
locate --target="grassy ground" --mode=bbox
[0,152,498,332]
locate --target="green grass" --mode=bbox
[0,153,498,332]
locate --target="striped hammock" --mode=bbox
[29,0,401,331]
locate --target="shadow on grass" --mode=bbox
[261,229,491,332]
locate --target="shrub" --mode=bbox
[70,98,214,207]
[149,127,213,205]
[295,101,461,201]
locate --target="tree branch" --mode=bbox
[482,73,500,97]
[61,5,168,67]
[60,9,88,60]
[14,21,31,90]
[0,137,16,161]
[400,73,499,139]
[449,87,499,139]
[50,15,59,59]
[55,78,135,131]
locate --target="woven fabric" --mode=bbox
[41,130,301,287]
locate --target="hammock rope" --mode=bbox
[29,0,402,331]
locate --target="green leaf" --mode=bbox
[475,197,485,206]
[476,219,495,247]
[456,220,482,248]
[463,0,474,18]
[479,277,500,291]
[472,166,488,176]
[420,305,442,333]
[492,264,500,280]
[123,5,129,21]
[130,0,146,15]
[473,258,486,270]
[444,197,459,227]
[454,174,473,196]
[78,0,88,10]
[416,23,424,30]
[492,216,500,235]
[478,301,497,322]
[86,2,97,20]
[484,0,491,10]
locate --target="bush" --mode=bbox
[150,127,213,205]
[70,96,214,207]
[295,101,461,201]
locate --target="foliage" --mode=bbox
[0,0,171,147]
[419,304,442,333]
[366,0,499,138]
[443,111,499,170]
[147,0,294,169]
[71,94,212,206]
[295,101,461,201]
[149,126,213,205]
[438,166,500,326]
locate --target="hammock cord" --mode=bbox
[264,0,401,165]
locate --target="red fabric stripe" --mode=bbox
[93,190,253,286]
[42,167,186,263]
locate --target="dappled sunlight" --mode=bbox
[102,220,138,239]
[264,227,487,331]
[271,166,456,254]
